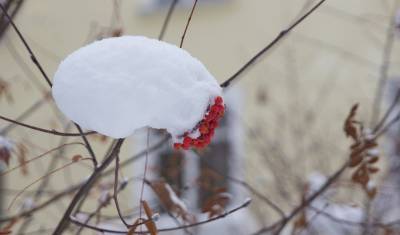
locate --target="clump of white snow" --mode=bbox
[52,36,221,139]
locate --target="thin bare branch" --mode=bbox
[370,1,400,126]
[159,0,179,40]
[0,114,96,137]
[220,0,326,88]
[70,199,252,234]
[52,139,125,234]
[179,0,198,48]
[0,2,52,87]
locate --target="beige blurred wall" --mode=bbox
[1,0,399,233]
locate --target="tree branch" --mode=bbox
[0,114,96,137]
[180,0,198,48]
[220,0,326,88]
[52,139,125,234]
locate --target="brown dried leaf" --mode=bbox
[112,28,123,37]
[142,200,154,219]
[350,141,361,150]
[368,166,379,174]
[0,79,13,103]
[0,218,18,235]
[293,211,308,230]
[144,219,157,235]
[368,156,379,164]
[344,104,359,140]
[90,134,108,143]
[366,186,377,199]
[149,179,195,223]
[202,188,232,218]
[136,201,158,235]
[127,218,145,235]
[349,154,363,167]
[17,143,28,175]
[364,139,378,149]
[352,165,369,186]
[72,155,83,162]
[0,147,11,166]
[383,227,394,235]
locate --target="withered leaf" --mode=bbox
[0,79,13,103]
[141,200,157,235]
[368,156,379,164]
[293,211,308,230]
[202,188,232,219]
[72,155,83,162]
[17,143,28,175]
[142,200,154,218]
[344,104,359,140]
[127,218,145,235]
[349,154,363,168]
[144,220,157,235]
[352,165,369,186]
[368,166,379,174]
[366,186,377,199]
[0,147,11,166]
[148,179,195,223]
[0,218,18,235]
[364,139,378,149]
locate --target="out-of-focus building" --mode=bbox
[0,0,399,234]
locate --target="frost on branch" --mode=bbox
[52,36,222,146]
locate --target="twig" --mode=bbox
[179,0,198,48]
[52,139,125,234]
[0,138,167,224]
[0,183,82,223]
[113,153,130,227]
[307,205,400,229]
[193,149,285,218]
[75,177,129,234]
[138,129,150,228]
[0,93,50,135]
[69,198,252,234]
[0,3,52,87]
[220,0,326,88]
[0,0,24,41]
[0,142,84,176]
[227,176,285,218]
[369,1,399,126]
[372,88,400,133]
[15,123,75,234]
[0,114,96,137]
[252,159,349,235]
[7,158,92,211]
[374,110,400,139]
[102,135,170,177]
[0,2,98,167]
[158,0,178,40]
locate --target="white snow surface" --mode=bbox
[52,36,221,139]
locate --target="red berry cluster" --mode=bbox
[174,96,225,150]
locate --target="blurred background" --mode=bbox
[0,0,400,234]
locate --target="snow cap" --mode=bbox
[52,36,222,139]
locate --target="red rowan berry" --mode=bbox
[183,136,192,145]
[173,143,181,150]
[215,96,223,105]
